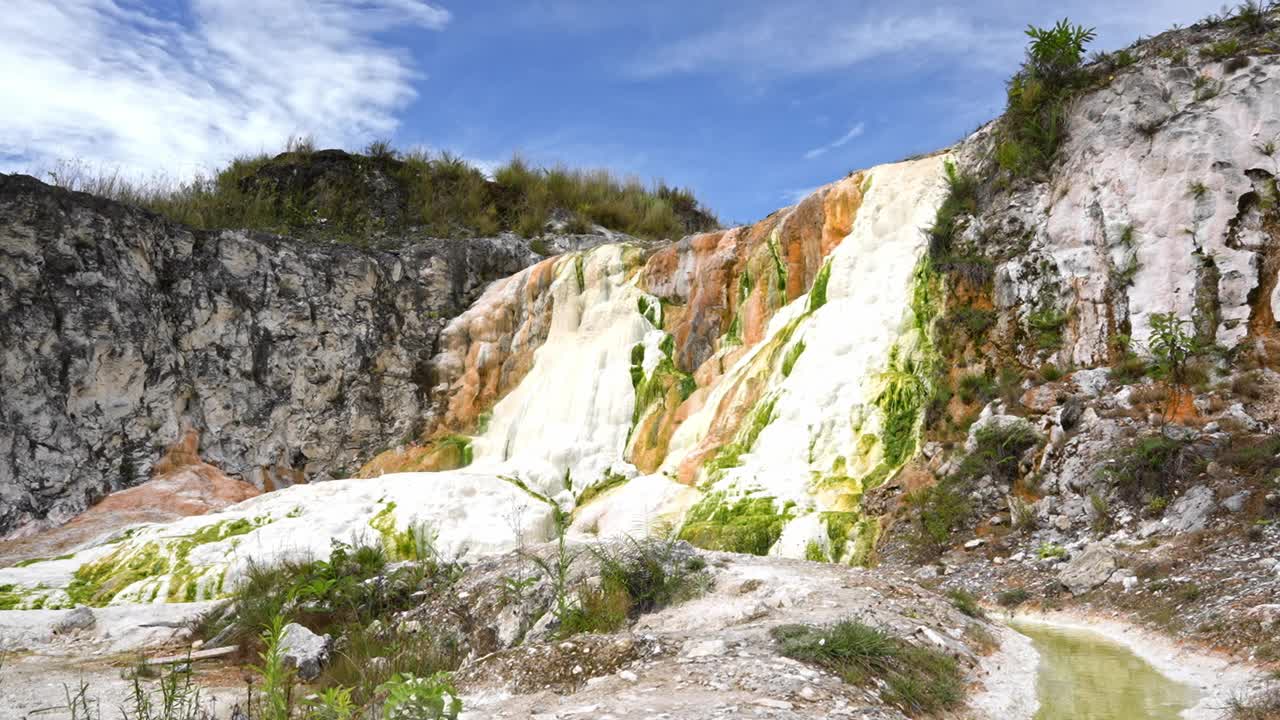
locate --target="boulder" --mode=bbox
[1164,485,1216,534]
[52,606,95,634]
[1058,544,1117,595]
[279,623,330,681]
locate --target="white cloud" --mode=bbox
[625,0,1227,81]
[627,6,1013,79]
[0,0,450,179]
[803,122,865,160]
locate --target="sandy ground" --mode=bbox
[1007,610,1263,720]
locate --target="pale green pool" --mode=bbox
[1012,621,1201,720]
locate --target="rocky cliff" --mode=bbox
[0,173,549,536]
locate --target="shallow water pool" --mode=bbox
[1012,620,1201,720]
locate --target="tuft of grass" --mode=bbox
[562,538,710,636]
[1201,38,1244,60]
[957,372,996,404]
[1228,1,1270,34]
[947,589,987,619]
[998,587,1031,609]
[771,621,964,714]
[1101,433,1195,503]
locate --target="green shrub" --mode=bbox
[947,589,987,619]
[957,372,996,404]
[925,160,978,259]
[1036,542,1067,560]
[955,422,1041,486]
[44,146,718,244]
[1102,433,1194,502]
[998,19,1096,177]
[904,479,971,559]
[376,672,462,720]
[563,538,709,635]
[1201,38,1244,60]
[771,621,964,714]
[998,587,1031,608]
[1228,1,1270,34]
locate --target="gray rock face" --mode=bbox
[278,622,330,680]
[1058,543,1117,595]
[51,605,95,634]
[0,173,553,536]
[1164,484,1217,535]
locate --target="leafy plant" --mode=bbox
[998,587,1031,608]
[376,673,462,720]
[303,687,356,720]
[1147,312,1204,404]
[998,19,1097,177]
[1102,432,1194,502]
[252,616,295,720]
[1036,542,1067,560]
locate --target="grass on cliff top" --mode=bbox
[772,620,964,714]
[40,139,719,244]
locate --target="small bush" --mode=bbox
[376,672,462,720]
[904,479,971,560]
[947,589,987,619]
[1228,1,1270,34]
[1229,683,1280,720]
[1102,433,1194,502]
[955,422,1041,486]
[771,621,964,714]
[998,587,1031,608]
[998,19,1097,177]
[1201,38,1244,60]
[1036,542,1067,560]
[1038,363,1065,382]
[957,372,996,404]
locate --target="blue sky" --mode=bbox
[2,0,1228,223]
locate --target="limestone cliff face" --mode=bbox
[0,173,543,536]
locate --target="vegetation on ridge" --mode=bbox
[41,139,719,245]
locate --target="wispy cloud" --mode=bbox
[626,6,1015,79]
[803,123,865,160]
[624,0,1226,81]
[0,0,450,178]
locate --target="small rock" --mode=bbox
[52,606,95,634]
[684,639,727,658]
[1223,492,1250,513]
[914,565,940,580]
[279,623,330,681]
[618,670,638,683]
[753,699,794,710]
[799,686,819,701]
[964,538,986,550]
